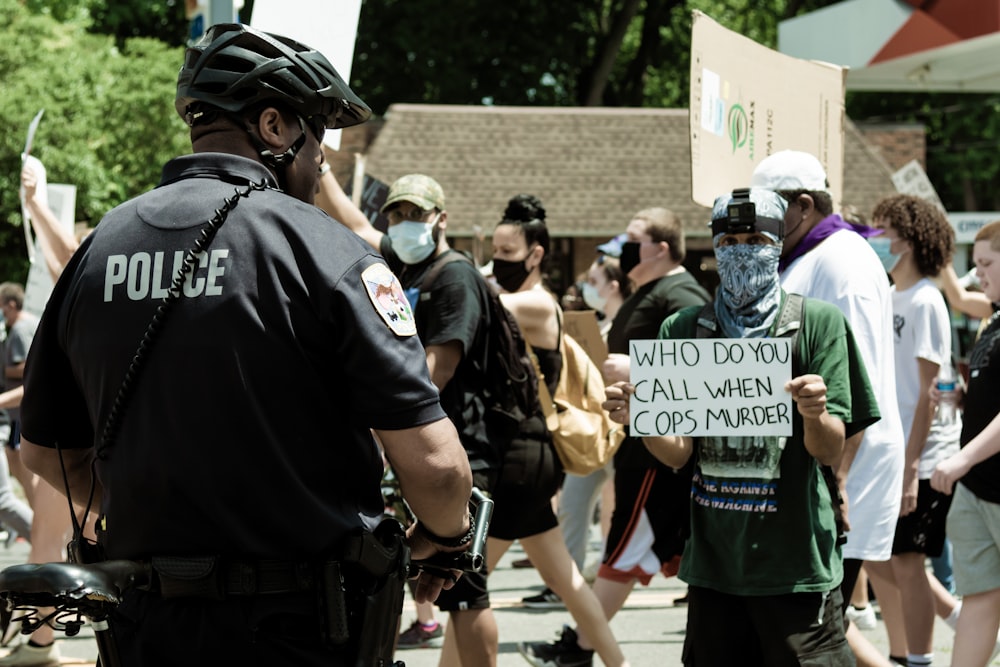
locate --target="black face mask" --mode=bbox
[492,257,531,293]
[619,241,641,277]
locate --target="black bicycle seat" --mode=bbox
[0,561,151,611]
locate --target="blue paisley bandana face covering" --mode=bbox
[713,240,782,339]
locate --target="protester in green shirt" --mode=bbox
[604,187,880,666]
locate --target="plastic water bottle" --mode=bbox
[936,363,958,426]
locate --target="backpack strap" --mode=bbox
[694,303,718,339]
[419,250,473,297]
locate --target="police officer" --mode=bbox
[18,23,472,667]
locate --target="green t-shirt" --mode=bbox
[660,294,879,596]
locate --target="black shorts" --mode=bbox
[488,417,563,541]
[892,479,953,557]
[603,449,692,570]
[433,570,490,612]
[682,585,852,666]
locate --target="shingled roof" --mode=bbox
[361,104,899,238]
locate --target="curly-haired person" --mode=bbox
[866,193,965,667]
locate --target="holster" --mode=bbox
[321,517,409,667]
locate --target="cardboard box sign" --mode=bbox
[688,10,847,210]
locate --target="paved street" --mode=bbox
[0,532,995,666]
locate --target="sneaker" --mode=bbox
[0,642,60,667]
[522,588,564,609]
[517,625,594,667]
[845,603,877,630]
[512,557,534,569]
[396,620,443,649]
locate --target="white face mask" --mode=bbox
[387,216,439,265]
[582,282,607,311]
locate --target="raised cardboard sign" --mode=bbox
[689,10,846,209]
[629,337,793,437]
[251,0,362,151]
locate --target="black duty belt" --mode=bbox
[151,556,317,599]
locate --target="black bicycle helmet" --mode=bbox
[175,23,371,130]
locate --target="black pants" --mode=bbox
[110,589,352,666]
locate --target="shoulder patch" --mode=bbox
[362,263,417,337]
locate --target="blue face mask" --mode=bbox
[868,236,899,274]
[387,216,439,265]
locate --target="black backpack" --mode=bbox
[421,252,540,459]
[695,294,847,545]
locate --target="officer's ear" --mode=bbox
[253,107,294,150]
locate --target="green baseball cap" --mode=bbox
[381,174,446,213]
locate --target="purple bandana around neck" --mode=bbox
[779,214,883,273]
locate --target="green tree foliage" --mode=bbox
[351,0,835,111]
[86,0,189,46]
[0,0,189,282]
[351,0,991,212]
[849,91,1000,212]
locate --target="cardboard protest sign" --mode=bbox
[563,311,608,366]
[344,172,391,233]
[21,110,45,262]
[689,10,846,209]
[251,0,362,150]
[629,338,793,437]
[892,160,946,213]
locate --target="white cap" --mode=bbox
[750,150,828,192]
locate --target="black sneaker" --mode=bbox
[521,587,564,609]
[517,625,594,667]
[396,620,443,649]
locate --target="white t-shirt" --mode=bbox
[781,228,905,562]
[891,278,961,478]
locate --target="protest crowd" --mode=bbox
[2,15,1000,667]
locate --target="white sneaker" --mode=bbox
[0,642,60,667]
[845,603,878,630]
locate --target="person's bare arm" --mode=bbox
[939,264,993,320]
[0,386,23,410]
[932,409,1000,495]
[425,341,463,391]
[22,164,79,280]
[377,418,472,540]
[314,164,384,251]
[21,437,101,505]
[900,358,938,516]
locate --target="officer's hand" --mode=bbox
[405,523,465,604]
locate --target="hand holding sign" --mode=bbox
[784,374,828,421]
[603,381,633,425]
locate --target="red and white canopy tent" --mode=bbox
[778,0,1000,92]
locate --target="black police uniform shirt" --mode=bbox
[959,311,1000,503]
[607,271,710,470]
[20,153,445,560]
[378,241,498,470]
